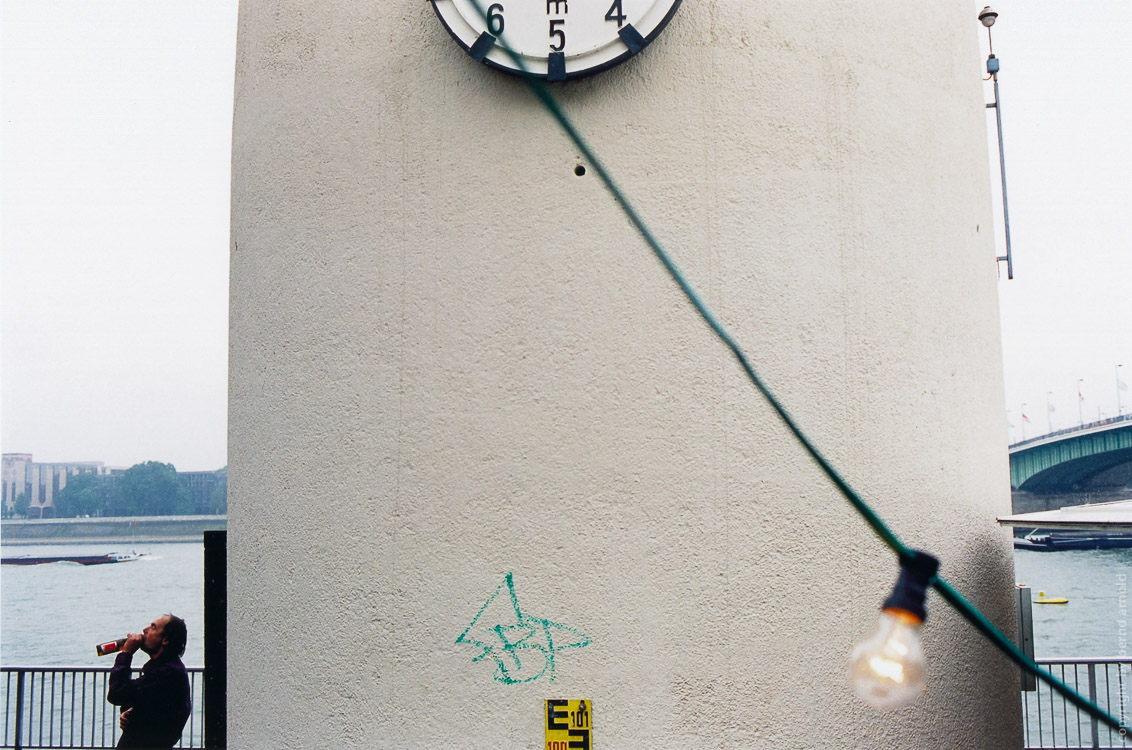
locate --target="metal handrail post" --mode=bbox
[14,669,25,750]
[1087,662,1100,748]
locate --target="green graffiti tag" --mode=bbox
[456,573,590,685]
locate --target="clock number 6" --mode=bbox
[486,3,505,36]
[549,19,566,51]
[605,0,627,28]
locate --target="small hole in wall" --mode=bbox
[575,164,586,176]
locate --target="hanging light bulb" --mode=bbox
[850,550,940,710]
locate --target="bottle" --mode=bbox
[96,638,127,657]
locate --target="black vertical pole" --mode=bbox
[203,530,227,749]
[14,670,25,750]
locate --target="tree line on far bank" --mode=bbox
[2,461,227,519]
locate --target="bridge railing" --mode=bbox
[1011,413,1132,452]
[1,666,204,750]
[1023,657,1131,749]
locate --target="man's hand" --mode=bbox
[119,708,133,730]
[122,633,143,654]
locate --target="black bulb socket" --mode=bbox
[882,550,940,623]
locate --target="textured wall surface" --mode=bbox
[229,1,1022,747]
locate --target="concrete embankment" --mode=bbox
[1,515,226,545]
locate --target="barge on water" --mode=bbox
[998,499,1132,551]
[1,552,143,566]
[1012,532,1132,552]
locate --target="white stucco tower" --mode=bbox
[228,1,1022,746]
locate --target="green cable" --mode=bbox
[932,578,1127,735]
[527,81,910,560]
[453,0,1128,735]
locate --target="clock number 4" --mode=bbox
[605,0,626,28]
[486,3,505,35]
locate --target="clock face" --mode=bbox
[431,0,682,80]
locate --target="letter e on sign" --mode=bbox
[545,699,591,749]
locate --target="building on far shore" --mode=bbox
[0,454,33,510]
[2,453,116,519]
[1,453,227,518]
[179,468,228,514]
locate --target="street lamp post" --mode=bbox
[1118,364,1125,416]
[979,6,1014,279]
[1078,378,1085,427]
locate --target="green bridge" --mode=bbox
[1009,415,1132,493]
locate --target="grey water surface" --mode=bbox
[1,542,205,666]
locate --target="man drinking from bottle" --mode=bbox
[106,614,191,749]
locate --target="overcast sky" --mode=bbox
[2,1,238,471]
[1,1,1129,471]
[980,0,1131,442]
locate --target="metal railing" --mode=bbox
[4,658,1128,748]
[1,667,204,750]
[1024,658,1132,749]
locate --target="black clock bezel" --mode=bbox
[429,0,682,81]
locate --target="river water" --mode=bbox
[1,543,1128,667]
[1013,547,1131,658]
[1,542,205,666]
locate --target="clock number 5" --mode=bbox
[549,19,566,51]
[486,3,505,36]
[605,0,627,28]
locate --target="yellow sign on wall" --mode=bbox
[545,699,591,750]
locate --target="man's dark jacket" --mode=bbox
[107,650,191,749]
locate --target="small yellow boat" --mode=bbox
[1035,590,1068,604]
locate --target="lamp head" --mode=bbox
[882,551,940,622]
[979,6,998,28]
[850,551,939,710]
